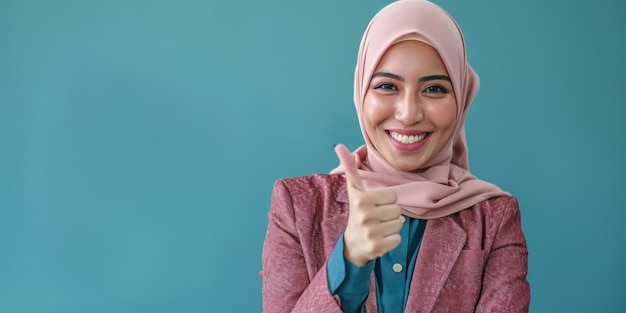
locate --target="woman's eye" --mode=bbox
[424,85,449,94]
[374,83,397,91]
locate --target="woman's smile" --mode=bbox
[387,130,430,151]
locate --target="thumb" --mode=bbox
[334,144,365,191]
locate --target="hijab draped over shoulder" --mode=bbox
[332,0,509,219]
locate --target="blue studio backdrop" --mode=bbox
[1,0,625,312]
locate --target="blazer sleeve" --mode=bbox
[261,179,344,313]
[475,197,531,312]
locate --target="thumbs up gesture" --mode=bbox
[334,144,405,267]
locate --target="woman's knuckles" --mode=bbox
[350,195,372,209]
[371,189,397,204]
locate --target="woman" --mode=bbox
[261,0,530,312]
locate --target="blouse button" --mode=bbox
[392,263,403,273]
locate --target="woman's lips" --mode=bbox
[387,130,430,151]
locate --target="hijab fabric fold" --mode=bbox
[332,0,509,219]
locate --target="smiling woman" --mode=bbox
[2,0,625,311]
[363,39,458,172]
[261,0,530,312]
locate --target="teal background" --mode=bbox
[1,0,624,312]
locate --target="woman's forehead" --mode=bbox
[374,41,448,75]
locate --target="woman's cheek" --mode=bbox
[364,98,393,128]
[425,99,457,128]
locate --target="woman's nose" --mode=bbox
[394,94,423,125]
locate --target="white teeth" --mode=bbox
[390,131,426,144]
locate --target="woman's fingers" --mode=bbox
[360,188,398,206]
[371,203,404,223]
[334,144,365,191]
[335,143,405,266]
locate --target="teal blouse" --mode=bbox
[328,218,427,312]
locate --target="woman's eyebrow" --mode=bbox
[372,71,404,81]
[372,72,451,83]
[418,74,451,82]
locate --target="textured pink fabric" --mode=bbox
[261,175,530,312]
[331,0,510,219]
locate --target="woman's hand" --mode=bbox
[334,144,405,267]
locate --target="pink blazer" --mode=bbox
[261,174,530,312]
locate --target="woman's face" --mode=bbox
[362,40,458,172]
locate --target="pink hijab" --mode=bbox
[333,0,509,219]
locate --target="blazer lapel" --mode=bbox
[405,216,467,312]
[335,175,349,204]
